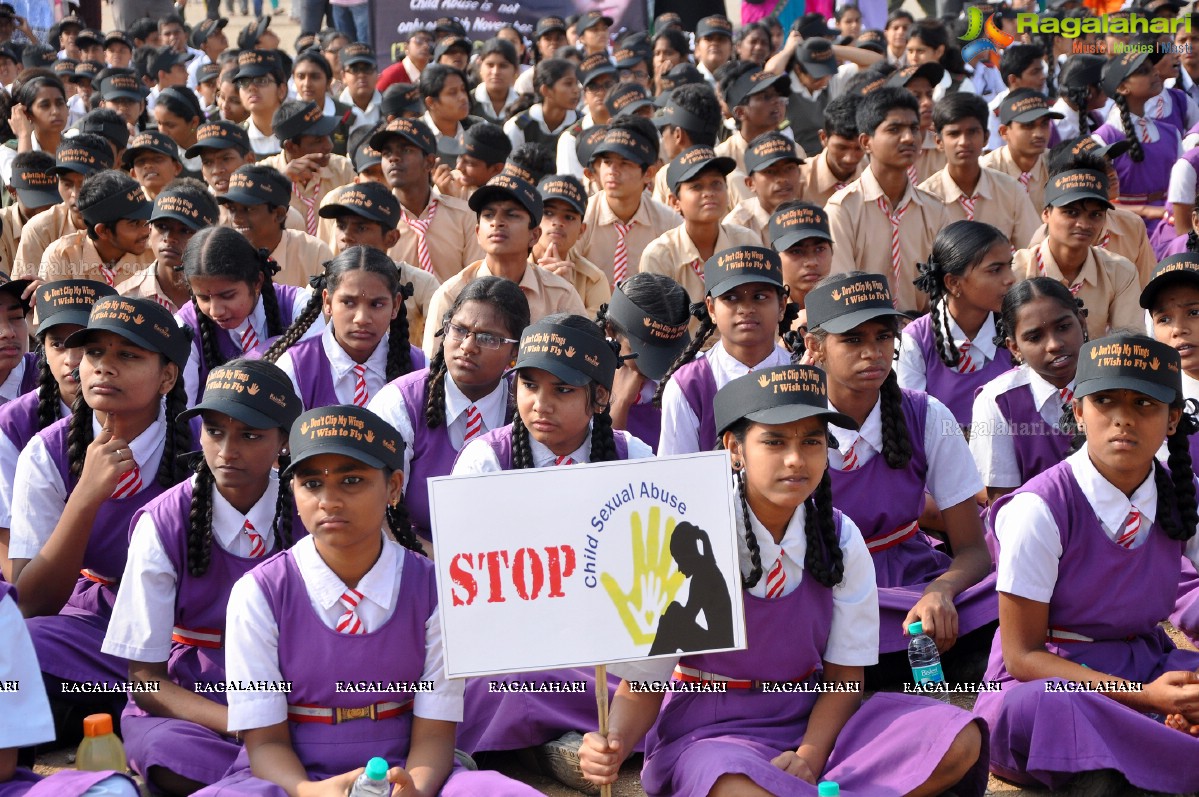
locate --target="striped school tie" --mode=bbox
[336,588,366,634]
[352,365,368,407]
[613,221,634,285]
[906,164,918,185]
[293,181,319,237]
[688,258,704,280]
[1018,172,1032,191]
[463,404,483,442]
[554,455,575,466]
[1116,509,1141,548]
[243,519,266,558]
[765,554,786,598]
[239,323,259,354]
[1059,387,1074,406]
[876,197,909,307]
[956,341,978,374]
[841,436,861,471]
[958,193,978,221]
[99,264,117,287]
[112,463,142,499]
[404,200,439,274]
[1138,119,1151,143]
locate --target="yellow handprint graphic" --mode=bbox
[601,507,686,647]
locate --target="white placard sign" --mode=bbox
[429,452,746,678]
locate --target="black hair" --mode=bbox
[1032,12,1062,96]
[292,49,333,81]
[77,170,141,240]
[855,86,919,138]
[554,45,583,63]
[908,18,949,54]
[1046,140,1105,176]
[1061,77,1094,137]
[913,220,1010,368]
[424,277,530,429]
[717,60,759,110]
[843,66,889,96]
[664,83,722,147]
[995,276,1086,352]
[931,91,988,134]
[596,273,690,345]
[507,143,556,184]
[511,314,621,469]
[464,122,513,165]
[736,22,772,48]
[158,13,186,31]
[273,99,320,145]
[998,43,1044,87]
[263,247,414,383]
[835,4,861,22]
[652,28,690,61]
[822,93,861,140]
[128,18,159,45]
[721,419,844,589]
[534,57,579,99]
[419,62,468,101]
[479,36,519,67]
[183,226,287,374]
[156,85,204,126]
[1112,92,1145,163]
[12,69,67,110]
[886,9,915,26]
[1189,188,1199,254]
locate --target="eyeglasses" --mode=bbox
[442,321,518,350]
[620,68,650,81]
[236,75,276,89]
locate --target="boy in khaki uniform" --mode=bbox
[649,80,724,207]
[979,89,1058,218]
[724,132,804,247]
[1,153,60,275]
[532,174,610,316]
[797,93,866,208]
[40,170,154,286]
[714,64,795,207]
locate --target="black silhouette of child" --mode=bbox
[649,522,735,655]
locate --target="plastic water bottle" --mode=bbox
[818,782,840,796]
[76,714,127,773]
[907,621,949,702]
[348,757,391,797]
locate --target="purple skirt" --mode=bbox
[1171,557,1199,646]
[194,765,539,795]
[121,704,241,786]
[0,771,137,797]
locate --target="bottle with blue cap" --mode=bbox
[817,781,840,796]
[907,621,950,702]
[348,757,390,796]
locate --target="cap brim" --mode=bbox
[151,207,209,230]
[818,306,911,334]
[707,272,784,298]
[102,89,145,101]
[540,194,586,216]
[282,444,388,478]
[317,204,391,224]
[1075,375,1176,405]
[1047,190,1113,209]
[1095,139,1131,160]
[624,336,687,382]
[1009,109,1065,124]
[615,98,655,117]
[772,228,830,251]
[369,129,431,154]
[216,188,267,206]
[741,403,859,432]
[591,140,646,165]
[748,153,804,173]
[671,156,737,194]
[38,309,93,332]
[14,186,62,208]
[122,148,179,169]
[51,163,100,177]
[1140,270,1199,308]
[63,324,164,359]
[185,138,241,159]
[301,115,340,138]
[799,59,838,79]
[342,55,377,68]
[511,357,590,386]
[0,280,33,310]
[468,184,539,221]
[582,66,618,86]
[179,398,286,431]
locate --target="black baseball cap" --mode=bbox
[579,52,618,88]
[1064,133,1130,164]
[805,273,909,334]
[36,280,118,333]
[769,202,831,251]
[575,124,608,168]
[217,166,291,207]
[0,44,17,65]
[514,319,618,389]
[180,359,302,431]
[1044,168,1113,209]
[284,405,406,476]
[999,88,1065,125]
[592,125,657,168]
[714,365,856,437]
[10,164,62,208]
[73,60,103,82]
[191,17,228,48]
[652,100,711,133]
[53,59,79,81]
[886,61,945,90]
[382,83,424,118]
[606,282,690,382]
[1102,49,1151,96]
[796,38,839,79]
[79,173,153,227]
[352,138,383,173]
[121,130,181,169]
[666,145,736,196]
[98,72,145,101]
[655,63,703,99]
[433,17,468,39]
[696,15,733,39]
[273,101,339,141]
[75,28,103,49]
[469,173,543,224]
[538,174,588,216]
[58,14,83,31]
[605,82,654,118]
[234,49,280,80]
[795,12,837,39]
[22,44,56,68]
[434,37,472,61]
[52,139,114,177]
[745,132,804,175]
[186,120,252,158]
[725,68,791,109]
[654,12,682,30]
[1075,334,1181,405]
[1059,54,1105,90]
[319,182,400,227]
[370,117,437,155]
[64,296,191,369]
[575,10,614,34]
[153,185,219,231]
[104,30,133,50]
[149,45,192,77]
[613,43,650,70]
[535,16,567,38]
[73,110,131,150]
[1140,253,1199,309]
[448,123,512,165]
[0,272,33,314]
[705,246,784,298]
[341,42,376,68]
[197,62,222,84]
[238,16,272,51]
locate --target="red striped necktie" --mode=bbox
[613,221,634,285]
[243,519,266,558]
[1018,172,1032,191]
[956,341,979,374]
[239,323,259,354]
[403,200,440,274]
[958,193,978,221]
[554,455,575,466]
[352,364,368,407]
[1059,386,1074,405]
[841,436,861,471]
[765,554,786,598]
[876,197,909,307]
[112,463,142,499]
[463,404,483,442]
[337,589,366,634]
[293,180,319,237]
[1116,509,1141,548]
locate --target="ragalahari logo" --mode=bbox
[960,8,1014,67]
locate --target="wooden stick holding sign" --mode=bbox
[429,453,745,793]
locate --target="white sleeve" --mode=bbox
[503,117,525,150]
[824,514,881,667]
[968,388,1022,489]
[8,435,67,561]
[556,132,584,180]
[367,382,416,490]
[922,396,985,509]
[181,338,202,407]
[449,438,505,474]
[994,492,1062,603]
[274,351,303,406]
[0,428,23,527]
[621,431,654,460]
[0,592,55,747]
[656,378,701,456]
[1168,157,1197,206]
[102,513,178,663]
[413,603,464,722]
[223,574,287,731]
[895,331,927,392]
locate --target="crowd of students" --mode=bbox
[1,1,1199,795]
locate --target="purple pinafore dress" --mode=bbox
[641,511,989,797]
[672,358,717,452]
[195,548,536,796]
[0,389,49,457]
[1093,118,1179,239]
[1,352,41,408]
[992,380,1072,486]
[905,312,1014,426]
[976,461,1199,792]
[25,418,170,688]
[1149,147,1199,258]
[282,335,425,412]
[625,400,662,453]
[453,424,630,754]
[1148,87,1191,141]
[828,389,997,652]
[119,480,306,787]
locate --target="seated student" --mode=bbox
[694,15,735,87]
[797,92,867,207]
[40,170,155,287]
[337,42,382,135]
[96,71,147,132]
[532,175,611,316]
[235,50,289,158]
[0,152,60,273]
[969,278,1084,501]
[597,272,691,453]
[657,246,796,455]
[922,92,1045,251]
[122,130,185,201]
[215,165,334,289]
[883,62,946,186]
[368,278,529,542]
[773,37,841,160]
[723,132,803,247]
[371,118,483,284]
[603,83,655,126]
[515,16,568,97]
[187,120,257,198]
[432,35,472,73]
[1013,168,1141,340]
[1052,53,1108,142]
[12,135,113,280]
[898,221,1017,426]
[116,181,218,314]
[433,122,511,201]
[534,55,598,173]
[980,88,1059,216]
[826,87,949,315]
[150,87,204,175]
[984,43,1047,152]
[347,127,387,185]
[978,333,1199,795]
[641,146,762,305]
[73,108,131,167]
[648,82,723,207]
[419,64,482,167]
[471,37,521,123]
[422,173,585,354]
[575,117,681,287]
[0,274,33,408]
[101,360,303,797]
[381,82,426,123]
[580,365,988,797]
[144,45,191,114]
[194,404,540,797]
[614,33,653,91]
[10,296,192,742]
[803,271,996,667]
[714,63,794,207]
[771,200,834,325]
[290,50,353,157]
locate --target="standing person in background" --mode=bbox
[330,0,370,45]
[694,15,735,87]
[378,29,432,91]
[516,16,568,97]
[338,42,382,135]
[237,50,289,158]
[574,11,612,59]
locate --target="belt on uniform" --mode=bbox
[80,568,117,586]
[1117,192,1164,203]
[866,520,920,552]
[672,664,817,689]
[287,700,413,724]
[171,626,223,648]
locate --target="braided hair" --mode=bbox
[652,301,717,408]
[386,498,425,554]
[994,277,1087,353]
[1113,92,1145,163]
[424,276,529,429]
[912,220,1010,369]
[183,227,287,374]
[511,314,622,469]
[186,461,295,578]
[34,342,64,431]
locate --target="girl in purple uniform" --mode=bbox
[101,360,304,795]
[897,221,1017,427]
[579,364,988,797]
[368,276,529,544]
[978,333,1199,794]
[194,405,537,797]
[264,246,423,412]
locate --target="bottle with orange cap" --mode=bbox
[76,714,127,773]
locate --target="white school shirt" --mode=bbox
[9,408,167,562]
[276,324,389,408]
[223,534,462,731]
[177,288,321,406]
[102,473,281,663]
[0,395,71,528]
[1155,371,1199,463]
[555,110,594,182]
[658,341,792,456]
[472,82,519,123]
[970,365,1074,490]
[972,62,1004,104]
[996,447,1199,603]
[827,393,983,511]
[1095,106,1183,157]
[612,498,881,684]
[985,89,1009,153]
[1168,68,1199,115]
[340,88,383,134]
[67,91,89,127]
[0,355,29,405]
[0,589,55,747]
[247,119,281,157]
[1167,151,1198,207]
[368,372,511,492]
[897,304,999,392]
[1147,85,1199,132]
[453,421,653,473]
